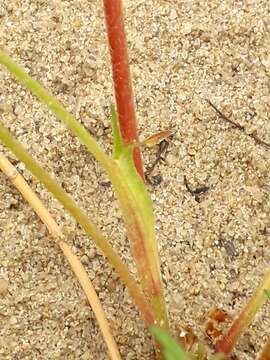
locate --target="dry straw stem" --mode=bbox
[0,151,122,360]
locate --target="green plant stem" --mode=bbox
[111,151,168,330]
[0,122,155,326]
[109,107,168,331]
[103,0,169,326]
[103,0,144,179]
[216,270,270,355]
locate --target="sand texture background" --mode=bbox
[0,1,270,359]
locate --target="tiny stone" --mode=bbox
[169,9,178,20]
[81,350,91,360]
[87,248,96,260]
[182,22,192,35]
[166,154,178,165]
[0,279,8,296]
[9,316,17,325]
[260,57,270,68]
[0,102,13,113]
[80,254,89,264]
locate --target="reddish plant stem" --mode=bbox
[258,337,270,360]
[103,0,144,179]
[216,270,270,355]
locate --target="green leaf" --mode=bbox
[150,326,191,360]
[264,289,270,299]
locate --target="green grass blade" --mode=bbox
[0,49,112,173]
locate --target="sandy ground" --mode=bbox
[0,1,270,359]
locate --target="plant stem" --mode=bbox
[103,0,144,179]
[0,152,122,360]
[0,123,155,326]
[216,270,270,355]
[257,337,270,360]
[102,1,169,333]
[110,155,169,330]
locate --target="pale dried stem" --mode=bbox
[0,151,122,360]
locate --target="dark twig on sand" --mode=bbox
[206,99,270,149]
[183,175,209,202]
[146,139,170,185]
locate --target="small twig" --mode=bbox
[0,152,122,360]
[99,180,111,187]
[146,140,169,185]
[206,99,244,130]
[183,175,209,202]
[206,99,270,149]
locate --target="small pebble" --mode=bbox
[0,279,8,296]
